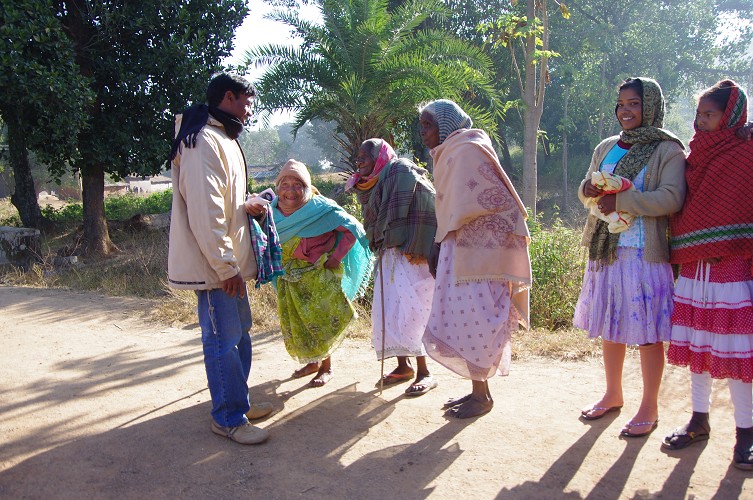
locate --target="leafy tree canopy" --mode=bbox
[0,1,94,179]
[541,0,753,154]
[244,0,499,170]
[1,0,249,252]
[2,0,250,179]
[57,0,248,178]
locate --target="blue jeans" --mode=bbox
[196,289,252,427]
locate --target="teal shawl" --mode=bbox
[272,195,373,300]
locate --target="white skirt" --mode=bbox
[371,248,435,359]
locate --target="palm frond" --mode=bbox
[251,0,501,164]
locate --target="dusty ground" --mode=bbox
[0,285,751,499]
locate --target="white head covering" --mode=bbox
[420,99,473,144]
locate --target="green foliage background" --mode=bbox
[21,181,585,330]
[528,212,585,330]
[40,191,172,223]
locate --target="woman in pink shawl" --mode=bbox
[418,99,532,419]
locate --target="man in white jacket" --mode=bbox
[168,73,271,445]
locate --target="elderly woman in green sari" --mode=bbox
[261,160,372,387]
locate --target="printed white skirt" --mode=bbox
[423,234,518,381]
[371,247,434,359]
[573,247,674,345]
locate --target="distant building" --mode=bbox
[103,182,129,197]
[123,174,172,195]
[248,164,280,183]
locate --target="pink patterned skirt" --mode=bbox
[573,247,674,345]
[423,235,518,381]
[667,256,753,383]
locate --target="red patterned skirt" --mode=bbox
[667,256,753,382]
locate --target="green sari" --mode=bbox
[277,236,355,363]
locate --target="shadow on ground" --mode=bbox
[0,381,471,498]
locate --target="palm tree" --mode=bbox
[244,0,499,171]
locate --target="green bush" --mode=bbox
[132,190,172,216]
[528,212,586,330]
[42,202,83,222]
[0,213,21,226]
[41,190,173,223]
[104,191,172,220]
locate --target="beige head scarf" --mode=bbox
[275,159,316,200]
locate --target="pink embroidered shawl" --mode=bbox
[431,128,531,327]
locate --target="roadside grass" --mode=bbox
[1,185,601,362]
[0,198,20,226]
[1,224,168,296]
[514,328,601,361]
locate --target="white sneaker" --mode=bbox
[211,420,269,445]
[246,402,274,420]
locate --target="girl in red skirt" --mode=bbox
[664,80,753,470]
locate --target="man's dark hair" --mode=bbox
[206,73,256,107]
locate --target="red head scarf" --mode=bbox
[670,80,753,264]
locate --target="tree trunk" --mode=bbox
[496,125,513,174]
[596,55,607,139]
[81,163,118,257]
[6,114,42,228]
[61,1,117,257]
[521,0,536,212]
[520,0,547,215]
[521,106,538,212]
[562,87,569,211]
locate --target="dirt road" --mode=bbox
[0,286,750,498]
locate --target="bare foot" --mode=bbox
[390,364,415,377]
[292,362,320,379]
[445,395,493,419]
[442,394,472,410]
[309,369,333,388]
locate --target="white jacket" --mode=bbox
[167,114,257,289]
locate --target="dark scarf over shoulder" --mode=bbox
[589,77,684,265]
[671,80,753,264]
[356,158,437,260]
[168,104,244,164]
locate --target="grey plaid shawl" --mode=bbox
[356,158,437,259]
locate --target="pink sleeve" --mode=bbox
[329,227,356,264]
[290,226,357,264]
